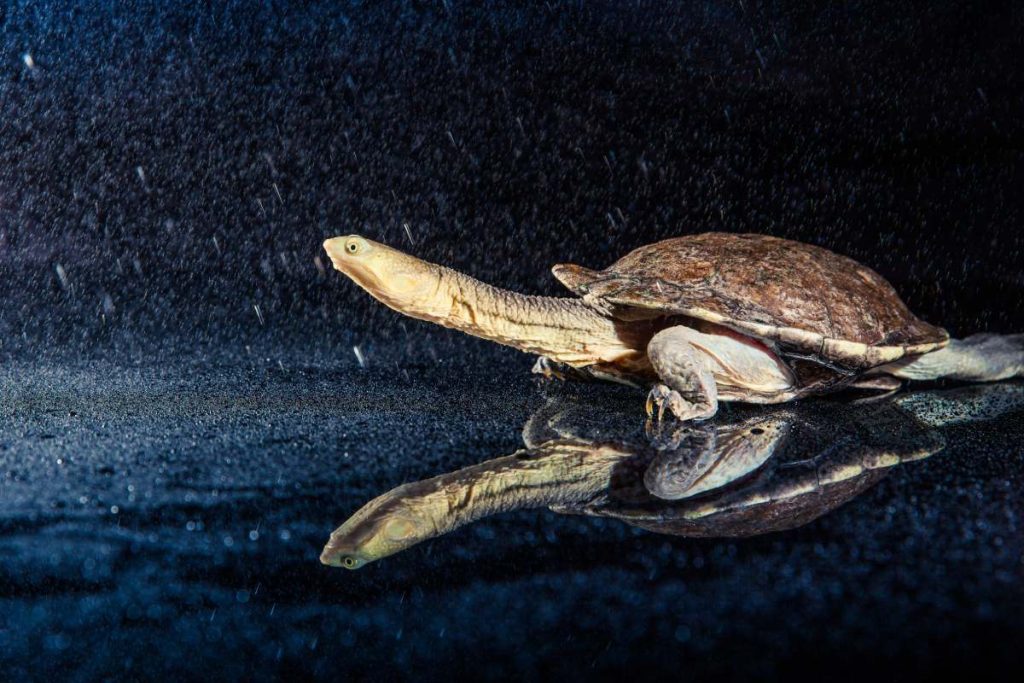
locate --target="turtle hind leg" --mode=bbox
[882,333,1024,383]
[645,327,719,422]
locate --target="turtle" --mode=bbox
[318,382,1024,569]
[323,232,1024,420]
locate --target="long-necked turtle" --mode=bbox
[319,383,1024,569]
[323,232,1024,420]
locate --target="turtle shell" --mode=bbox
[552,233,948,369]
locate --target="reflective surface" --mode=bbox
[3,352,1022,679]
[324,383,1022,567]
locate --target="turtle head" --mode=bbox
[319,486,438,570]
[323,235,449,321]
[324,234,625,363]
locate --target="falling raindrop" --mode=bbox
[55,263,70,290]
[102,293,115,315]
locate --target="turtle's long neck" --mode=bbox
[431,266,629,365]
[424,443,633,534]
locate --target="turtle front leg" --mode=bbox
[645,327,719,422]
[531,356,594,382]
[532,356,569,381]
[532,357,625,384]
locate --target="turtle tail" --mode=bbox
[882,333,1024,382]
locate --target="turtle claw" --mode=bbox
[532,357,569,381]
[646,386,682,445]
[644,413,666,443]
[644,388,659,421]
[645,384,715,424]
[645,384,678,423]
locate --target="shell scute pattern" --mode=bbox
[554,233,948,369]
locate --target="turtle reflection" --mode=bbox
[321,383,1024,569]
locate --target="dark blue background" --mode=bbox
[2,0,1022,357]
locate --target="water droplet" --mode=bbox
[55,263,70,290]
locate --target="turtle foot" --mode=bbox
[645,384,715,424]
[532,357,567,381]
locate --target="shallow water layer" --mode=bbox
[1,351,1022,679]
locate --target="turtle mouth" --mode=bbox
[319,547,342,566]
[322,241,388,295]
[322,238,356,271]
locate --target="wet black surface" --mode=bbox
[2,351,1023,680]
[2,1,1023,680]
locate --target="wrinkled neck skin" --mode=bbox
[326,442,633,565]
[420,266,635,366]
[411,442,632,536]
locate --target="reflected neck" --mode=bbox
[434,443,633,533]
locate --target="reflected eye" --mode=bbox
[341,556,357,568]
